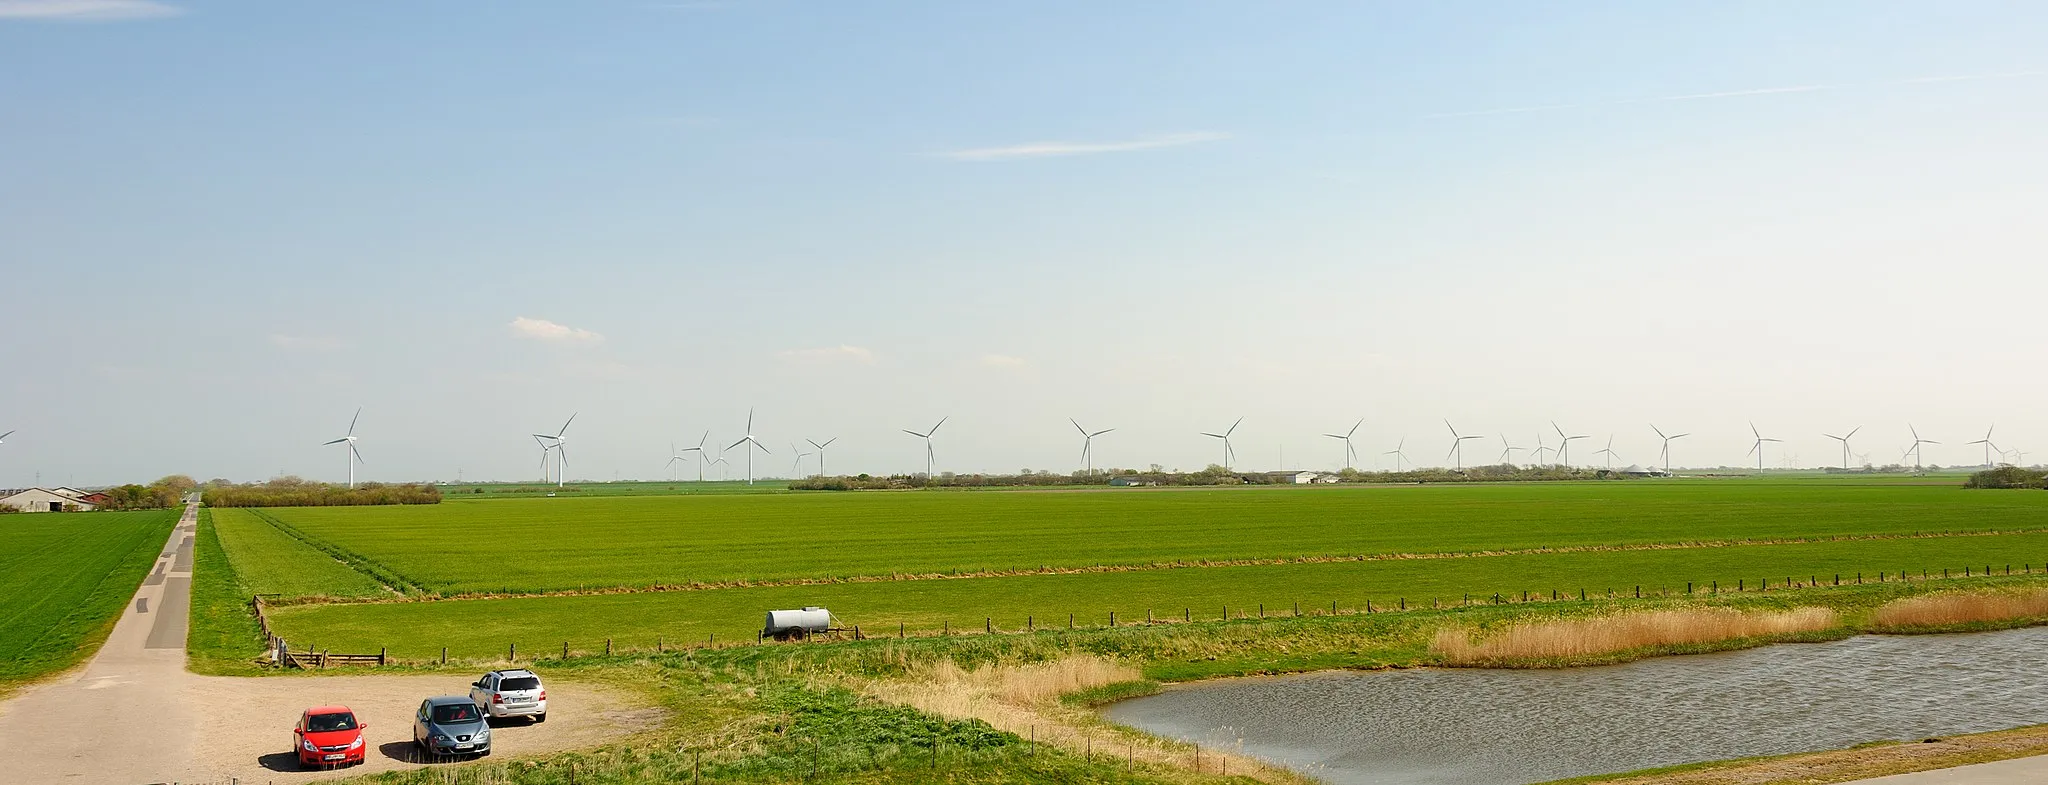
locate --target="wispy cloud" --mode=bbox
[1426,72,2043,120]
[508,316,604,344]
[778,345,877,364]
[979,354,1028,368]
[940,131,1230,162]
[0,0,181,20]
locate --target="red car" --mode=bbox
[292,705,368,768]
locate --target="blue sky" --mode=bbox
[3,0,2045,484]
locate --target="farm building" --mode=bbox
[1619,465,1671,478]
[0,487,99,512]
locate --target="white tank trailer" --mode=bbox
[762,606,832,641]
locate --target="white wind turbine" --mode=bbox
[532,414,575,487]
[1967,426,1999,468]
[807,437,837,476]
[1497,434,1522,465]
[679,431,709,481]
[1200,417,1243,471]
[1823,426,1860,470]
[1552,421,1588,468]
[1383,437,1410,472]
[1324,419,1363,470]
[321,407,365,488]
[1651,424,1689,474]
[1072,419,1115,474]
[1746,422,1781,471]
[710,447,731,481]
[1444,420,1484,471]
[789,442,813,478]
[1529,434,1552,467]
[1905,425,1940,471]
[726,409,771,485]
[903,417,947,476]
[1594,435,1621,469]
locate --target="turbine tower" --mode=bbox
[321,407,365,488]
[1822,426,1860,470]
[1552,422,1588,468]
[902,417,947,476]
[807,437,837,476]
[1593,436,1621,469]
[1071,419,1115,474]
[1200,417,1243,471]
[1444,420,1483,471]
[1905,425,1940,471]
[1497,434,1522,466]
[1967,426,1999,468]
[532,414,575,487]
[726,408,771,485]
[1651,424,1689,474]
[1746,423,1781,471]
[1324,419,1362,470]
[1383,437,1410,472]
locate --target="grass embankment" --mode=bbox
[1541,724,2048,785]
[0,509,177,694]
[186,507,273,675]
[259,481,2048,596]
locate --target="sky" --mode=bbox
[2,0,2045,486]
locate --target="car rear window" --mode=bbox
[499,676,541,691]
[432,703,481,723]
[307,712,357,732]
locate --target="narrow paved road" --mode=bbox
[0,502,201,783]
[1853,755,2048,784]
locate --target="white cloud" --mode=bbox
[508,316,604,344]
[778,345,876,364]
[939,132,1230,162]
[979,354,1028,368]
[0,0,181,20]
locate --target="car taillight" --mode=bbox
[538,690,546,700]
[492,694,503,703]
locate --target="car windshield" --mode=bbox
[307,713,356,732]
[432,703,481,723]
[499,676,541,691]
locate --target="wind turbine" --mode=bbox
[1967,426,1999,468]
[665,442,688,480]
[1594,436,1621,469]
[726,409,771,485]
[1324,419,1362,470]
[903,417,947,476]
[1200,417,1243,471]
[1746,423,1781,471]
[678,431,708,481]
[321,407,365,488]
[1530,434,1552,467]
[1497,434,1522,466]
[1651,424,1688,474]
[790,442,813,477]
[710,450,731,481]
[1444,420,1484,471]
[807,437,837,476]
[1823,426,1860,470]
[1383,438,1410,472]
[532,414,575,487]
[1070,419,1115,474]
[1905,425,1939,471]
[1552,422,1588,467]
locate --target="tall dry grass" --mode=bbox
[1872,589,2048,628]
[1433,607,1839,664]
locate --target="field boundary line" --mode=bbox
[242,509,428,596]
[259,526,2048,608]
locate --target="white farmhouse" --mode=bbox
[0,488,99,512]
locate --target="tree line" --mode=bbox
[200,476,442,507]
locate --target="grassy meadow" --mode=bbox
[0,509,176,690]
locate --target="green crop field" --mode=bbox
[436,480,790,499]
[217,477,2048,662]
[209,508,390,598]
[253,480,2048,596]
[0,510,177,689]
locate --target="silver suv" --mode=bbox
[469,669,548,722]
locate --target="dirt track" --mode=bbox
[0,504,661,784]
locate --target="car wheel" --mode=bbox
[535,712,547,723]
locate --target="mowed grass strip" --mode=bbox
[208,508,389,598]
[0,510,177,688]
[264,529,2048,661]
[258,480,2048,597]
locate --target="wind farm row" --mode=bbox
[276,409,2033,488]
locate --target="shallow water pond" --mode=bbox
[1104,626,2048,784]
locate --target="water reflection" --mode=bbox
[1104,627,2048,785]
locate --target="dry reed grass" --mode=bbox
[1871,588,2048,628]
[1433,607,1839,664]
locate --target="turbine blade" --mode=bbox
[559,413,576,437]
[1093,429,1114,437]
[904,430,925,438]
[729,438,750,450]
[323,438,349,445]
[348,406,361,436]
[1072,418,1087,436]
[350,443,363,464]
[1201,433,1223,439]
[1652,424,1666,440]
[1847,426,1861,439]
[697,431,709,449]
[931,416,948,434]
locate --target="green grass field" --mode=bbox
[436,480,790,498]
[253,480,2048,596]
[0,509,177,689]
[209,508,390,598]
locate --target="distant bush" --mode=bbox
[202,476,440,507]
[1965,466,2047,489]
